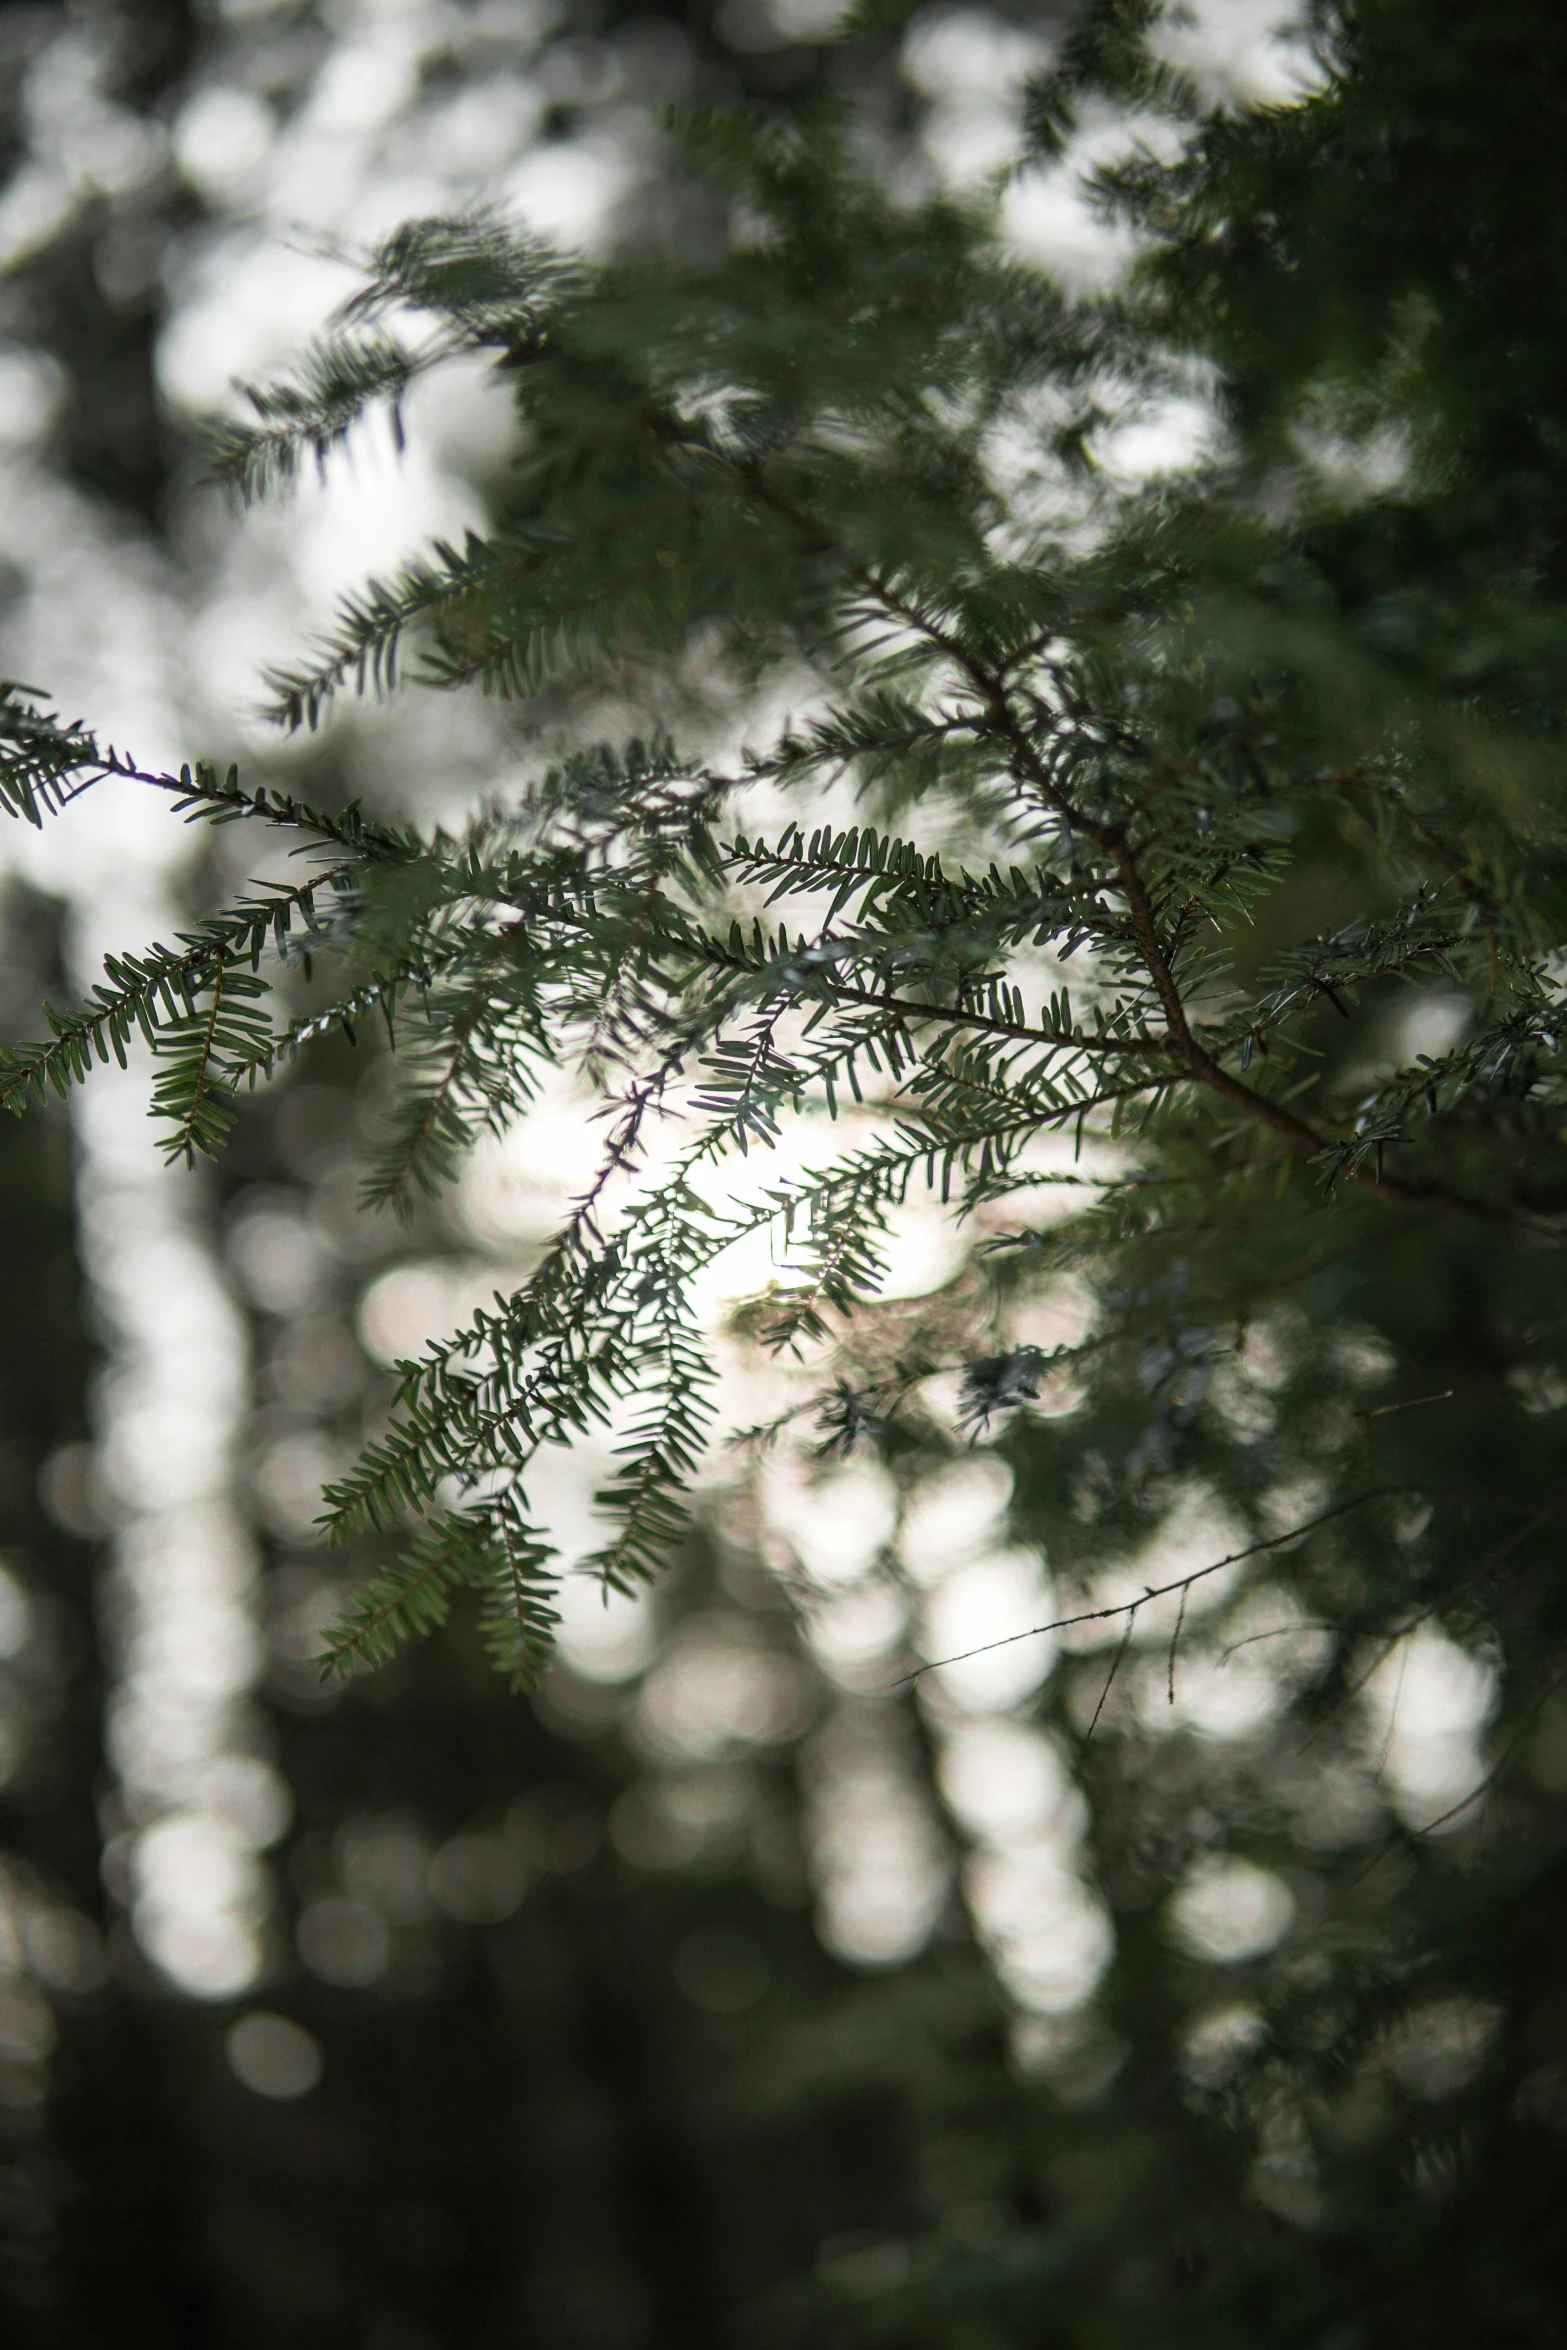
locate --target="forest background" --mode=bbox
[0,3,1561,2349]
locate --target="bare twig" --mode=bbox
[1085,1606,1138,1744]
[1167,1582,1189,1706]
[896,1485,1432,1688]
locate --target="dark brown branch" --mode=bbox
[1084,1607,1138,1744]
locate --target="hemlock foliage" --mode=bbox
[12,3,1567,2326]
[7,19,1562,1678]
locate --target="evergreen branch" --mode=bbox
[209,214,578,508]
[647,440,1486,1211]
[360,927,536,1213]
[580,1306,717,1595]
[260,531,538,731]
[317,1507,543,1677]
[207,329,436,505]
[171,951,228,1165]
[0,864,360,1124]
[1,686,417,859]
[16,123,1567,1707]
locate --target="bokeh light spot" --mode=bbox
[226,2010,322,2100]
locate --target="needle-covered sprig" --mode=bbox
[6,93,1567,1687]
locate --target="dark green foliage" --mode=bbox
[6,72,1567,1709]
[0,707,418,1163]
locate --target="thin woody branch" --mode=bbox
[895,1485,1440,1687]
